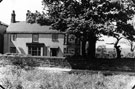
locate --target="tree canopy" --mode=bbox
[27,0,135,58]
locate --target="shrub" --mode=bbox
[2,56,70,69]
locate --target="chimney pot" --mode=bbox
[11,10,16,23]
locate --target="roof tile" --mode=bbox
[6,21,63,33]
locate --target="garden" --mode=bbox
[0,55,134,89]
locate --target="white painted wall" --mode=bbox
[12,34,32,54]
[10,33,64,57]
[39,34,64,56]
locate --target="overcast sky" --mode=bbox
[0,0,43,25]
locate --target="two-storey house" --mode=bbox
[4,11,66,57]
[4,11,82,57]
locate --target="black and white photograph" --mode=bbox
[0,0,135,89]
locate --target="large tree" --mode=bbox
[27,0,135,59]
[42,0,135,59]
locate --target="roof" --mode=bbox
[6,21,64,34]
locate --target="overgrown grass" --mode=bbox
[0,65,134,89]
[0,56,135,89]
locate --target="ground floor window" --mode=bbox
[28,46,41,56]
[26,43,44,56]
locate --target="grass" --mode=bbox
[0,65,134,89]
[0,65,135,89]
[0,56,135,89]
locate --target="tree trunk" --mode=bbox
[81,40,86,57]
[87,34,97,60]
[114,38,121,59]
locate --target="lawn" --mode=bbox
[0,56,135,89]
[0,65,135,89]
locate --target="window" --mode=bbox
[68,35,75,44]
[11,34,17,41]
[10,47,16,53]
[64,48,68,54]
[28,46,41,56]
[52,34,58,42]
[68,48,75,54]
[64,34,68,45]
[32,34,39,42]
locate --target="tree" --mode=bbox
[103,22,135,58]
[26,10,52,25]
[0,0,3,3]
[25,0,135,59]
[125,23,135,52]
[99,0,135,58]
[40,0,135,59]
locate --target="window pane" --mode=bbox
[13,34,17,41]
[10,47,16,53]
[28,46,41,56]
[32,34,39,42]
[38,51,41,56]
[52,34,58,41]
[11,34,17,41]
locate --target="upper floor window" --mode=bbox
[32,34,39,42]
[11,34,17,41]
[68,34,76,44]
[52,34,58,42]
[64,34,68,45]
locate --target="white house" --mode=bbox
[4,11,81,57]
[4,11,66,57]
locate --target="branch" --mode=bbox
[132,0,135,4]
[0,85,5,89]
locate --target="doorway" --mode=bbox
[51,48,58,56]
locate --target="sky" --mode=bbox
[0,0,44,25]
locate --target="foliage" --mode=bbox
[24,0,135,59]
[26,10,53,25]
[40,0,135,58]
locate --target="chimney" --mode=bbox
[11,10,16,23]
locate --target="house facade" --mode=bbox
[4,11,80,57]
[4,22,66,57]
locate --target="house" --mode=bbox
[4,11,80,57]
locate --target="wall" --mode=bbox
[4,33,65,57]
[0,24,8,54]
[4,34,9,53]
[39,34,64,57]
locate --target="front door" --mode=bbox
[51,48,58,56]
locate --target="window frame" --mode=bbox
[52,33,58,42]
[28,46,41,56]
[11,34,17,41]
[32,34,39,43]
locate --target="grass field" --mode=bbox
[0,65,135,89]
[0,56,135,89]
